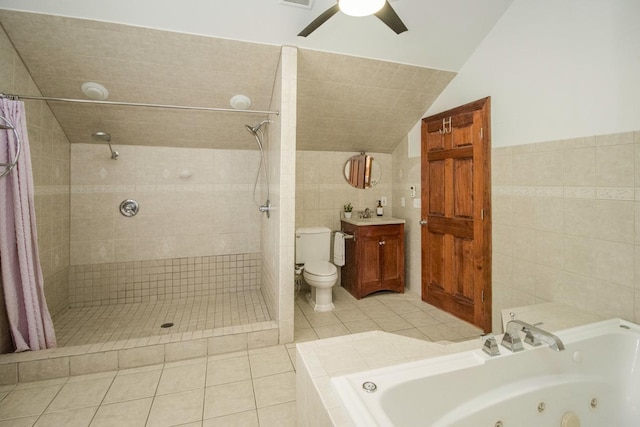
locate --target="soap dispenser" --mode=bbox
[376,200,383,217]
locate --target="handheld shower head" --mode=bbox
[244,124,258,135]
[91,131,119,160]
[244,120,272,136]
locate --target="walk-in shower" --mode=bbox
[91,131,119,159]
[0,89,284,376]
[246,120,272,218]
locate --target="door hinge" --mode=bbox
[482,290,484,302]
[481,209,485,220]
[480,127,483,139]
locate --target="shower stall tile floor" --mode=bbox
[53,290,271,347]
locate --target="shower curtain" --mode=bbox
[0,98,56,351]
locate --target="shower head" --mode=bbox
[244,124,259,135]
[92,131,111,142]
[244,120,272,136]
[91,131,119,160]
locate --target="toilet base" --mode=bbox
[306,288,334,312]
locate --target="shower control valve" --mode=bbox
[119,199,139,217]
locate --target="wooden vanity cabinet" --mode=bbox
[340,221,405,299]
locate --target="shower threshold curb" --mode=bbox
[0,320,279,385]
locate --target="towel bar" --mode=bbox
[333,230,355,240]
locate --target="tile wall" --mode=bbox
[492,130,640,331]
[68,253,261,307]
[0,10,282,151]
[0,25,71,353]
[295,150,393,231]
[69,144,264,305]
[296,48,456,153]
[260,46,297,344]
[70,144,262,264]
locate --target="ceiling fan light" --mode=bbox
[338,0,385,17]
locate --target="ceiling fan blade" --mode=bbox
[375,1,408,34]
[298,4,341,37]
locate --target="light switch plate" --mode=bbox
[413,198,421,208]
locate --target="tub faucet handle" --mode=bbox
[523,328,542,347]
[481,333,500,356]
[501,329,524,352]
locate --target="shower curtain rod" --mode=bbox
[0,93,279,116]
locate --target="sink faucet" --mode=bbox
[502,320,566,352]
[360,208,372,219]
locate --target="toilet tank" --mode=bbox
[296,227,332,263]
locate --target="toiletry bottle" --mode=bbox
[376,200,383,216]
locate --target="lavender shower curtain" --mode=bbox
[0,98,56,351]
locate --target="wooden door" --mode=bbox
[421,97,491,332]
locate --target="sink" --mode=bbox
[341,216,406,226]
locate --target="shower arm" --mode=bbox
[92,132,119,160]
[106,141,118,160]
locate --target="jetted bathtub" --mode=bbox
[331,319,640,427]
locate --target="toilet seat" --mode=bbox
[303,260,337,279]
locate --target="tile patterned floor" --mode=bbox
[294,286,484,344]
[0,287,483,426]
[0,346,296,427]
[53,290,271,347]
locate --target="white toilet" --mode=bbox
[296,227,338,312]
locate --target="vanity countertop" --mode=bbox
[341,216,405,226]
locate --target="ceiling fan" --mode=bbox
[298,0,408,37]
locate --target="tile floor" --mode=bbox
[54,290,271,347]
[0,287,483,426]
[294,286,484,344]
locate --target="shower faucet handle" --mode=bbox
[119,199,139,217]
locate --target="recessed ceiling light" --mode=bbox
[81,82,109,100]
[230,95,252,110]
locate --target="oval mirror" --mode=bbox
[344,153,381,189]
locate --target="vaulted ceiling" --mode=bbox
[0,1,512,152]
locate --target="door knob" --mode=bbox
[419,220,428,225]
[378,241,386,246]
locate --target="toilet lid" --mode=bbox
[304,260,337,277]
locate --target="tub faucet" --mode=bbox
[502,320,566,352]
